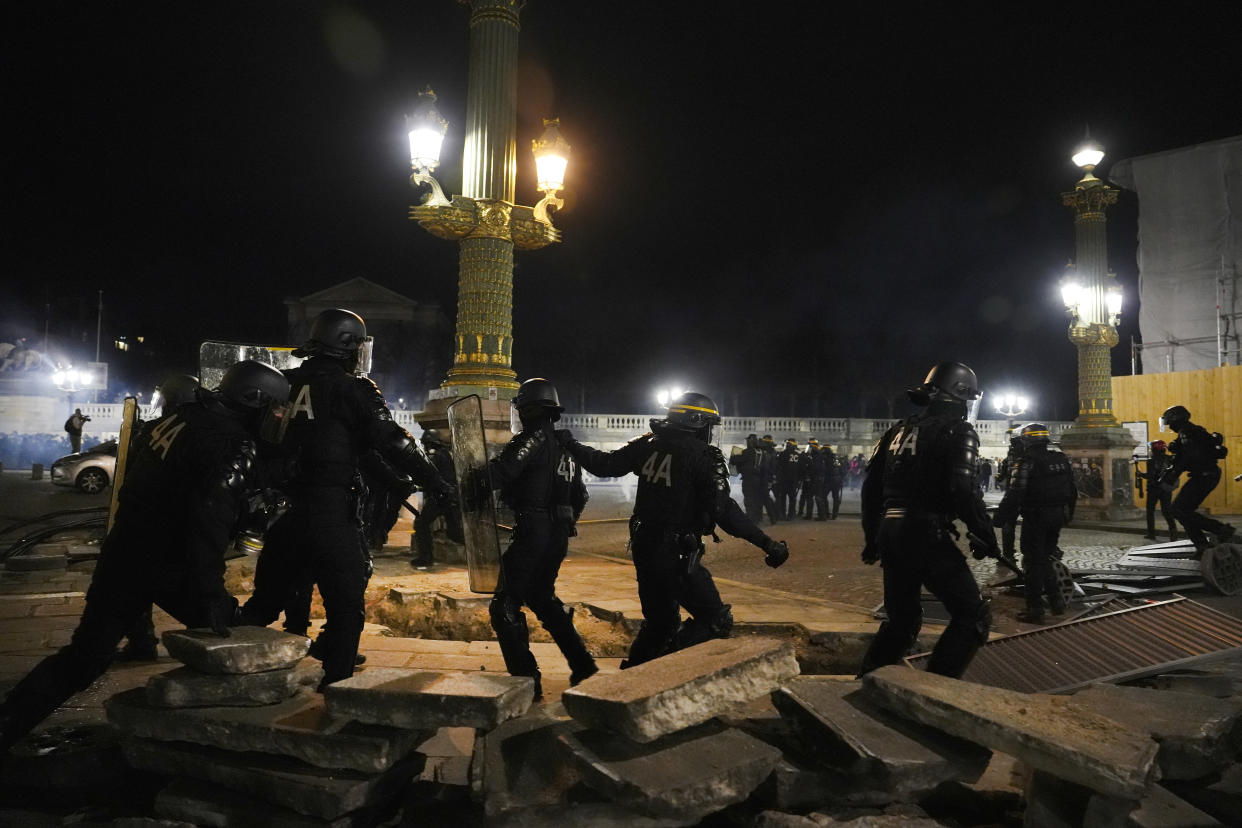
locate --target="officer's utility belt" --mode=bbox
[883,507,948,521]
[515,505,576,523]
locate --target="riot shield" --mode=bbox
[106,396,139,533]
[448,395,503,594]
[197,341,304,390]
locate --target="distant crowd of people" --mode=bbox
[728,434,867,523]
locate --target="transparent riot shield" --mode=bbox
[106,396,139,533]
[197,341,304,390]
[448,395,504,594]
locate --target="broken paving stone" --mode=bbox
[558,719,783,822]
[918,752,1023,826]
[124,737,423,820]
[862,665,1160,800]
[1023,769,1139,828]
[489,802,688,828]
[323,667,533,730]
[155,776,382,828]
[1130,784,1223,828]
[1147,673,1237,699]
[1163,764,1242,825]
[473,706,587,817]
[1069,683,1242,781]
[145,659,323,707]
[106,687,424,774]
[772,677,988,799]
[162,627,310,674]
[561,637,800,743]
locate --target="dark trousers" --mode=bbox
[0,526,219,750]
[627,533,729,667]
[241,487,369,685]
[740,477,764,522]
[1170,470,1231,548]
[69,432,82,453]
[490,515,593,679]
[775,484,797,520]
[859,517,989,679]
[762,485,781,524]
[1146,485,1177,540]
[1020,508,1067,612]
[827,482,842,518]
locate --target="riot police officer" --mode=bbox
[484,379,596,699]
[412,428,463,569]
[995,432,1023,558]
[730,433,767,521]
[564,392,790,668]
[759,435,781,524]
[117,373,205,662]
[857,362,998,678]
[1139,440,1178,542]
[240,309,452,686]
[994,423,1077,624]
[1156,405,1235,549]
[823,443,843,519]
[1,361,289,752]
[775,439,802,520]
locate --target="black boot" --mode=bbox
[540,603,598,686]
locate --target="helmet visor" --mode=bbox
[258,400,292,444]
[354,337,374,376]
[510,402,522,435]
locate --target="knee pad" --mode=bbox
[489,593,526,629]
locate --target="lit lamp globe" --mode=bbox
[407,89,447,171]
[1061,280,1083,314]
[1106,286,1123,319]
[531,118,570,224]
[1072,138,1105,172]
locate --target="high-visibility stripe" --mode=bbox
[669,404,718,415]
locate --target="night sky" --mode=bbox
[7,2,1241,419]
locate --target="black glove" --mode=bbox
[969,531,1000,561]
[861,542,880,565]
[206,594,238,637]
[764,539,789,568]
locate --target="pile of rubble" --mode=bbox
[93,630,1242,826]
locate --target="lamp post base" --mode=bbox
[1059,425,1142,522]
[415,390,515,449]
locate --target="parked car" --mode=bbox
[50,440,118,494]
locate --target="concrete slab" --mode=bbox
[162,627,310,674]
[145,659,323,707]
[106,688,424,773]
[561,637,800,743]
[154,776,379,827]
[863,665,1160,800]
[558,720,783,822]
[323,668,534,731]
[772,676,989,799]
[1130,784,1224,828]
[125,737,422,820]
[472,708,586,818]
[1070,683,1242,780]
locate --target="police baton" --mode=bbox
[967,530,1024,578]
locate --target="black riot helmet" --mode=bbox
[218,360,290,411]
[745,433,758,449]
[1160,405,1191,432]
[907,361,980,406]
[217,360,292,442]
[1018,422,1051,448]
[293,309,372,373]
[511,377,564,431]
[153,374,201,416]
[666,392,721,432]
[761,434,775,448]
[421,428,446,447]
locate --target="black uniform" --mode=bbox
[487,421,595,691]
[1,399,257,750]
[858,401,997,678]
[412,434,463,566]
[567,421,781,667]
[996,438,1022,556]
[730,437,768,522]
[824,446,843,519]
[241,356,446,685]
[1159,422,1234,549]
[359,451,413,551]
[1139,450,1177,541]
[995,442,1077,619]
[775,444,802,520]
[759,438,781,524]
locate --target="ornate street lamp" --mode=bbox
[407,1,569,438]
[1057,133,1139,519]
[993,391,1030,430]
